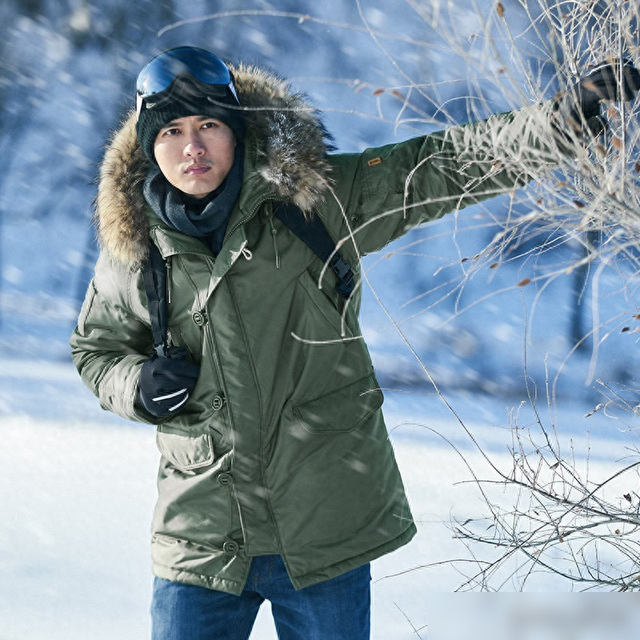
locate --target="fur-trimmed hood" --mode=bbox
[95,64,334,267]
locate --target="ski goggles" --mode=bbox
[136,47,240,117]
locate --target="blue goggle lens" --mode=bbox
[136,47,238,103]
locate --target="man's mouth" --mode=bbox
[184,163,211,175]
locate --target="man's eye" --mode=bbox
[202,121,218,129]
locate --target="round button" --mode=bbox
[222,540,239,555]
[192,311,206,326]
[212,395,225,411]
[217,473,233,486]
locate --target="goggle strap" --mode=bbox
[136,79,240,121]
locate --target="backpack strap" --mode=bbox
[142,242,169,358]
[274,203,355,299]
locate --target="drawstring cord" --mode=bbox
[269,217,281,269]
[166,258,172,304]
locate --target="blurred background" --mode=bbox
[0,0,637,404]
[1,0,639,637]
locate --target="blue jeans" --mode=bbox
[151,555,371,640]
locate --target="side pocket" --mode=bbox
[298,270,353,339]
[293,373,383,434]
[156,430,215,472]
[167,324,197,362]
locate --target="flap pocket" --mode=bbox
[294,374,383,434]
[156,431,214,471]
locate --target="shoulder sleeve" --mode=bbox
[321,102,561,260]
[70,252,158,423]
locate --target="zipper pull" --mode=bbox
[241,246,253,261]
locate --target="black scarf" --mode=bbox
[143,145,244,255]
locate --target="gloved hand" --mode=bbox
[566,57,640,134]
[137,347,200,418]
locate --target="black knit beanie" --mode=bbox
[136,81,245,163]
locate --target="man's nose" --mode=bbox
[184,133,205,156]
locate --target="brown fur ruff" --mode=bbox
[95,63,334,268]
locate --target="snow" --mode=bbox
[1,360,639,638]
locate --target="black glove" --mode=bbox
[567,58,640,134]
[137,347,200,418]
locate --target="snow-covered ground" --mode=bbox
[1,359,639,639]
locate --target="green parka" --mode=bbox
[71,64,563,594]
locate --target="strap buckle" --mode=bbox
[329,254,355,299]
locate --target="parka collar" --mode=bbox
[95,63,334,268]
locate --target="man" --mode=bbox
[70,47,638,639]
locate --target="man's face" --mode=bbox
[153,115,236,199]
